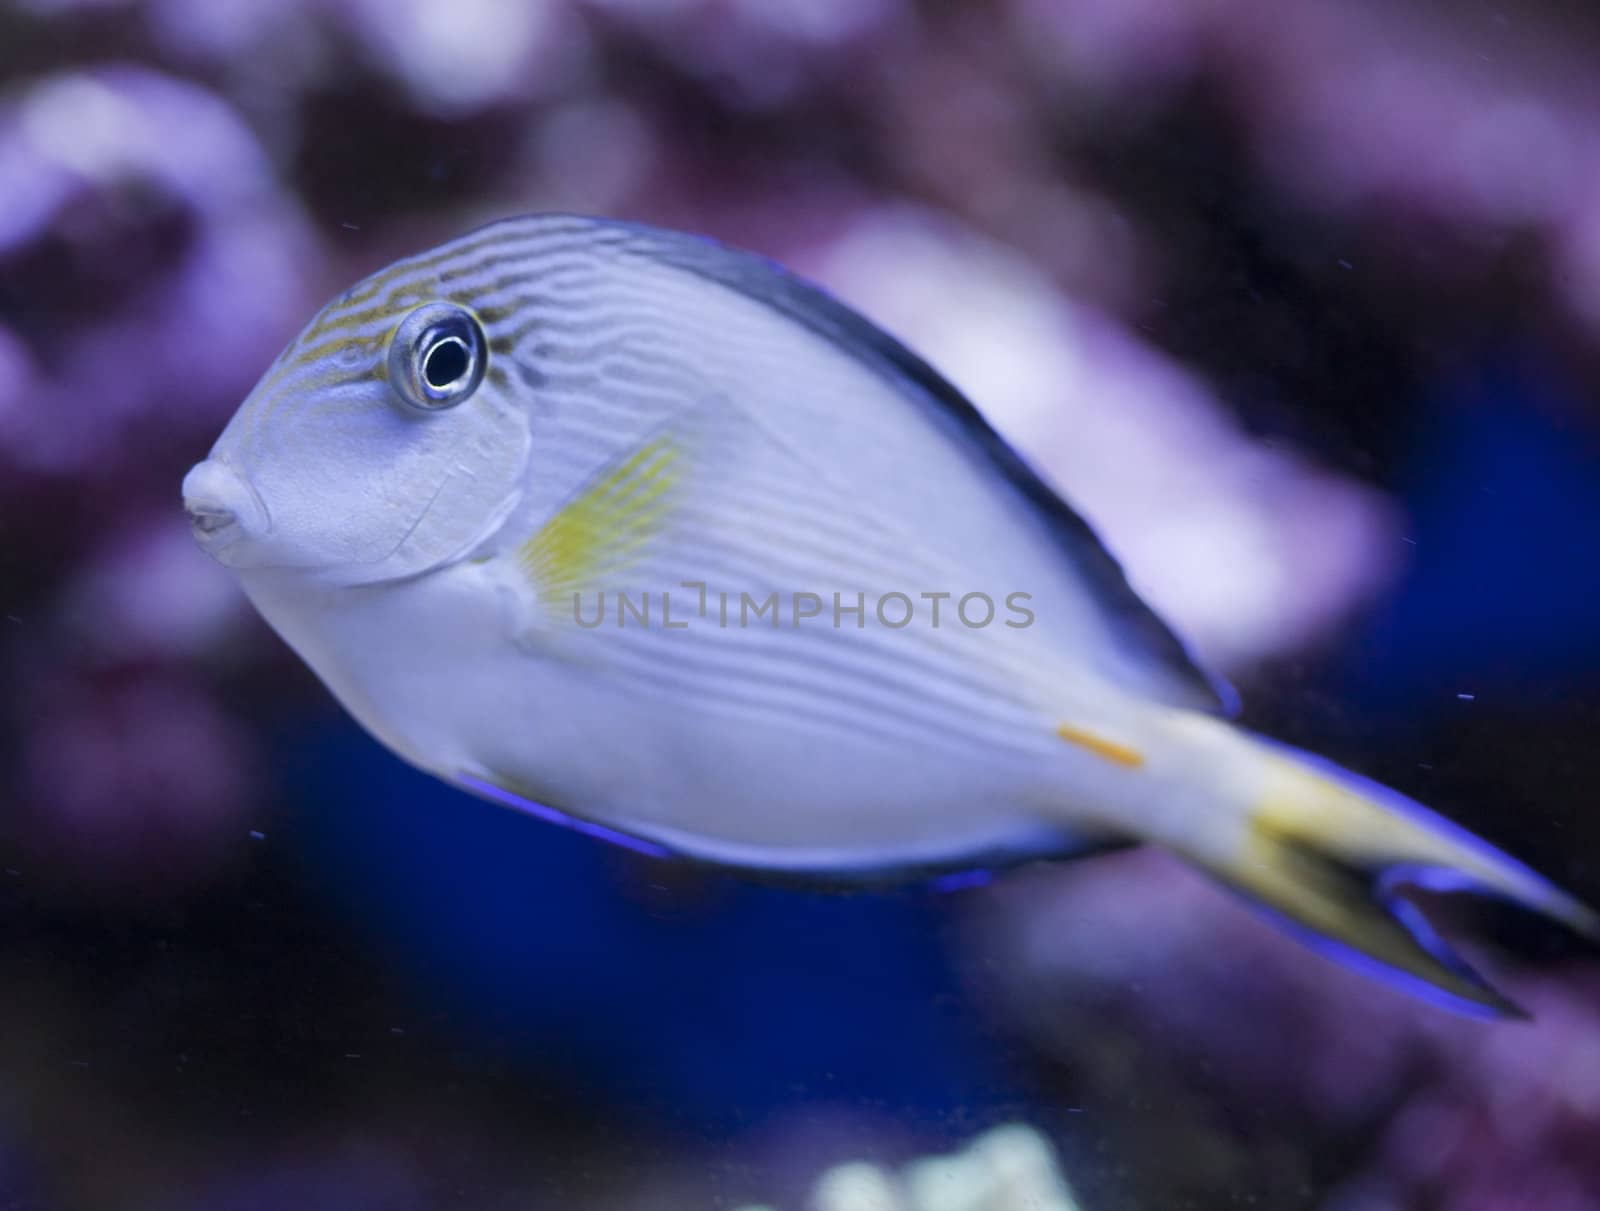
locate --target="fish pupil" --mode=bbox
[388,303,486,411]
[423,337,470,390]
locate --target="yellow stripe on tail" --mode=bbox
[1198,736,1598,1019]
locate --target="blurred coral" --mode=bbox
[1,1,1599,1209]
[733,1124,1082,1211]
[965,853,1600,1209]
[0,66,317,480]
[0,62,315,896]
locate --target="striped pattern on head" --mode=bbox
[254,215,630,406]
[196,215,656,581]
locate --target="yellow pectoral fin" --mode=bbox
[518,433,682,612]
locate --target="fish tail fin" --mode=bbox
[1190,732,1598,1019]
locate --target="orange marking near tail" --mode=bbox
[1055,723,1145,768]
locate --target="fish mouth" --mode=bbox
[182,458,270,560]
[187,503,236,536]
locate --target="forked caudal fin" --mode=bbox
[1196,737,1599,1019]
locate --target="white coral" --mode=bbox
[734,1124,1083,1211]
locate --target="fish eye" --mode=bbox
[388,302,487,412]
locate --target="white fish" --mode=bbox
[184,214,1594,1017]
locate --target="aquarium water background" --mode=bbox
[3,0,1600,1207]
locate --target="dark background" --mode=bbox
[2,1,1599,1207]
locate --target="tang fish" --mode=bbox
[184,214,1594,1017]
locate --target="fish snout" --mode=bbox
[183,459,266,554]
